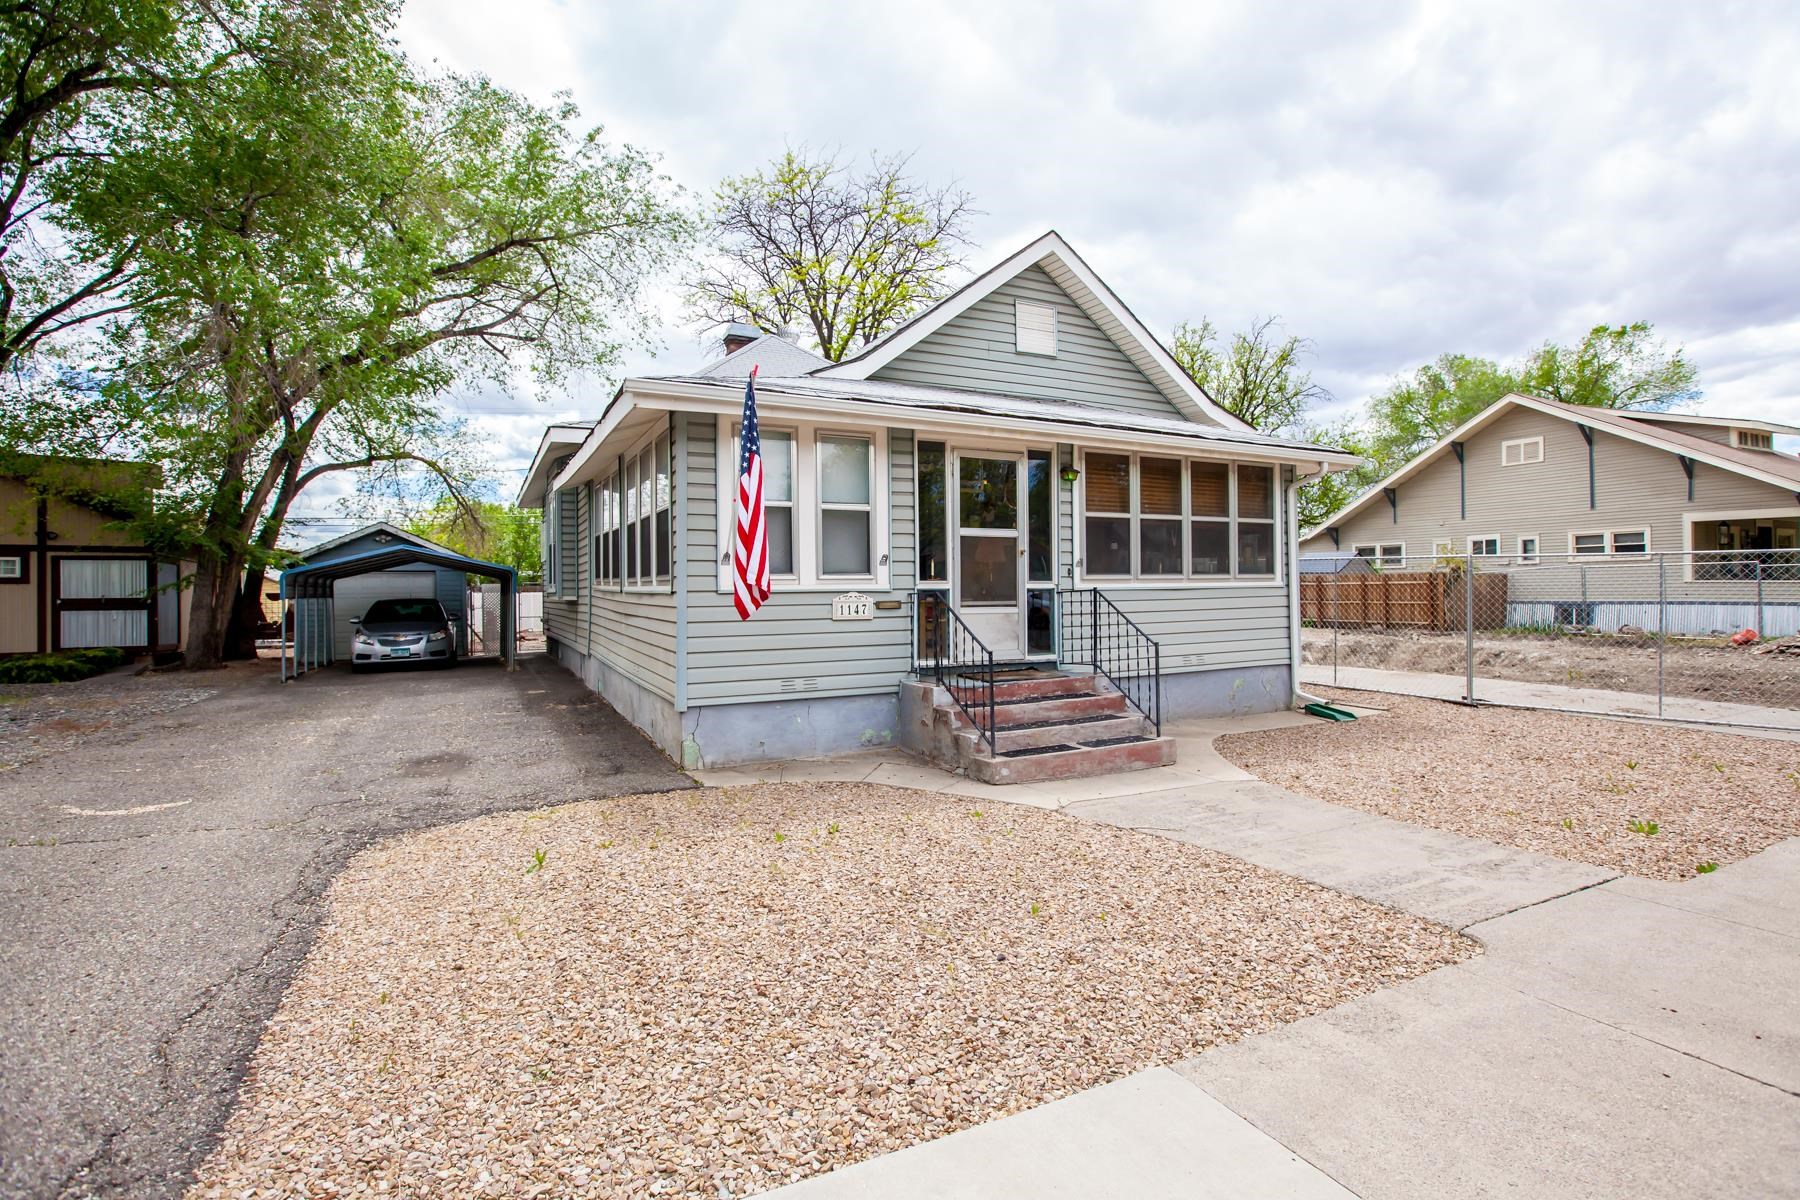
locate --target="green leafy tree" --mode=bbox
[1521,322,1698,411]
[1363,353,1522,475]
[406,498,542,581]
[22,5,691,666]
[1169,316,1326,436]
[687,148,977,361]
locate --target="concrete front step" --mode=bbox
[965,734,1177,785]
[942,671,1098,703]
[992,691,1128,727]
[957,712,1153,756]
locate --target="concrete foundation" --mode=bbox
[680,692,900,768]
[1162,663,1291,719]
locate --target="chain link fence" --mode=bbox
[1299,549,1800,730]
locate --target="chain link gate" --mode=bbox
[464,583,506,658]
[1300,549,1800,731]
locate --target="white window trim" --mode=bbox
[1500,435,1544,466]
[0,555,21,579]
[1467,534,1501,558]
[1348,542,1406,567]
[1516,533,1541,566]
[1014,299,1058,356]
[1731,428,1774,450]
[1681,508,1800,582]
[543,489,561,596]
[1074,450,1281,587]
[620,427,673,593]
[714,417,890,592]
[1566,528,1650,560]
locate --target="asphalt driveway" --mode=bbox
[0,653,691,1200]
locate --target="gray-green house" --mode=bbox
[519,232,1359,770]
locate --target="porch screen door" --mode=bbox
[954,452,1024,658]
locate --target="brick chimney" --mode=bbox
[723,321,761,355]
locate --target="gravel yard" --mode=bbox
[188,781,1470,1199]
[1220,690,1800,880]
[0,667,223,772]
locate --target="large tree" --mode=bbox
[406,498,542,581]
[25,4,690,666]
[1169,316,1326,435]
[1362,352,1522,475]
[687,148,976,361]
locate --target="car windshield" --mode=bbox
[361,599,446,624]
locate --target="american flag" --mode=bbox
[732,365,771,619]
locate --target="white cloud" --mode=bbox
[337,0,1800,520]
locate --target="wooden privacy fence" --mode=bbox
[1300,570,1510,632]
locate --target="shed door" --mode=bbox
[331,570,436,658]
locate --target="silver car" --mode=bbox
[350,598,457,670]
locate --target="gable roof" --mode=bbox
[1307,392,1800,539]
[516,421,596,506]
[812,230,1252,432]
[690,332,830,379]
[297,521,456,562]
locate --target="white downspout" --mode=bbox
[1288,465,1331,710]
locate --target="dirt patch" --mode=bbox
[0,666,240,771]
[1302,627,1800,710]
[187,782,1471,1200]
[1221,690,1800,880]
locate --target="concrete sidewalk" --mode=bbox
[753,710,1800,1199]
[1301,662,1800,735]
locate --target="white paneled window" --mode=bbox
[1014,300,1058,355]
[1080,453,1280,582]
[1517,534,1540,565]
[718,419,889,591]
[818,434,873,577]
[0,556,20,580]
[1501,436,1544,466]
[1570,531,1608,556]
[1353,543,1405,566]
[592,475,620,585]
[1468,535,1500,557]
[619,431,673,589]
[1610,529,1649,556]
[543,491,560,593]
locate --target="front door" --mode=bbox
[953,451,1025,658]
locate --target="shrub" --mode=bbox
[0,647,129,685]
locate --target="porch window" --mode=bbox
[819,434,872,576]
[918,441,948,583]
[1691,514,1800,581]
[1082,453,1280,581]
[592,475,620,585]
[1083,452,1132,576]
[655,434,672,583]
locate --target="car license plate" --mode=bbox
[389,647,410,657]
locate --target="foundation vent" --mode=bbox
[778,677,820,693]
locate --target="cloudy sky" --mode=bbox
[299,0,1800,529]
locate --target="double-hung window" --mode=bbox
[592,475,620,585]
[818,434,873,577]
[543,490,560,593]
[1081,453,1279,581]
[1468,536,1500,557]
[617,430,673,589]
[718,419,887,590]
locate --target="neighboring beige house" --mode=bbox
[0,457,192,657]
[1300,392,1800,634]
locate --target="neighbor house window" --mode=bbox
[1570,532,1608,556]
[1610,529,1648,556]
[819,434,873,576]
[1732,429,1774,450]
[1082,453,1279,581]
[1468,536,1499,557]
[1691,514,1800,581]
[1517,534,1540,565]
[1353,543,1404,566]
[1501,436,1544,466]
[0,556,20,580]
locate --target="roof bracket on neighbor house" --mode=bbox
[1678,454,1695,501]
[1578,424,1596,509]
[1383,487,1398,523]
[1451,440,1466,518]
[1326,527,1340,549]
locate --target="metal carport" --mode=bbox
[278,545,517,680]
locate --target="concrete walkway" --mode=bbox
[1301,662,1800,735]
[750,708,1800,1199]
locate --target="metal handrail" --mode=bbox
[914,591,998,753]
[1057,588,1162,733]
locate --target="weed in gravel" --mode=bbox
[827,823,840,835]
[525,848,548,874]
[1562,818,1574,830]
[970,810,984,819]
[1696,861,1719,874]
[1030,902,1042,917]
[597,839,613,849]
[773,831,787,844]
[1627,819,1660,836]
[377,991,390,1004]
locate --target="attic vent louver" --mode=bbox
[1015,300,1057,356]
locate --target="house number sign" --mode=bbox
[831,592,874,621]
